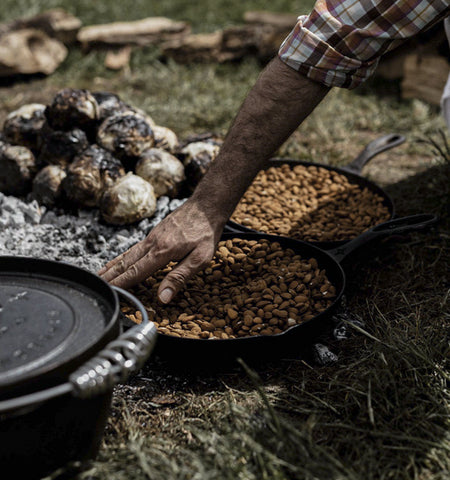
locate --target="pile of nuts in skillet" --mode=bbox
[123,237,336,339]
[231,164,391,242]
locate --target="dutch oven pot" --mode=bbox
[150,214,437,368]
[226,134,406,249]
[0,257,158,480]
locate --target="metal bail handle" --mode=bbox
[70,287,158,399]
[0,288,158,412]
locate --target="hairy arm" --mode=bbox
[191,57,329,222]
[99,57,330,301]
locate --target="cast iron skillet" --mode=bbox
[226,134,406,250]
[150,213,437,368]
[0,257,158,480]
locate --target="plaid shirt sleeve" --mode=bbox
[278,0,450,89]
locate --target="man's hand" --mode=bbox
[99,58,329,302]
[98,198,225,303]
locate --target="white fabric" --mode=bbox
[441,18,450,129]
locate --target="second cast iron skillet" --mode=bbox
[226,134,406,250]
[140,213,437,368]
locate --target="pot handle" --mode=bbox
[69,287,158,399]
[329,214,438,263]
[0,289,158,412]
[341,134,405,174]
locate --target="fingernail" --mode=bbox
[159,288,174,304]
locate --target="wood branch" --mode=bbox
[0,9,81,45]
[243,11,298,30]
[221,25,260,55]
[162,32,226,63]
[163,24,285,64]
[256,28,292,62]
[0,29,67,77]
[104,46,132,70]
[401,54,450,106]
[77,17,190,49]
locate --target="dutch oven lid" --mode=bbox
[0,256,118,399]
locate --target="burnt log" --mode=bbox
[163,12,298,65]
[0,28,67,77]
[243,11,298,30]
[77,17,190,49]
[162,31,224,63]
[0,9,82,45]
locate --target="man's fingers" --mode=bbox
[98,198,221,294]
[157,247,213,303]
[99,241,147,283]
[108,247,181,289]
[98,249,129,276]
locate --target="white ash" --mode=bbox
[0,192,186,273]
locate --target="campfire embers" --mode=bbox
[0,88,221,225]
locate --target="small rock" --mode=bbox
[312,344,338,365]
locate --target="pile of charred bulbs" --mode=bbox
[0,88,221,224]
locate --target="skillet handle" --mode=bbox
[69,287,158,399]
[329,214,438,263]
[224,221,246,233]
[342,134,405,174]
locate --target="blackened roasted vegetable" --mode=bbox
[97,111,155,169]
[45,88,99,132]
[63,144,125,207]
[181,141,220,190]
[135,148,185,198]
[3,104,47,151]
[92,91,131,122]
[153,125,179,154]
[100,173,157,225]
[32,165,67,206]
[0,144,37,195]
[39,128,89,167]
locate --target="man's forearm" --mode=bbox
[191,57,330,223]
[99,58,330,293]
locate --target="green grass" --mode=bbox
[0,2,449,480]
